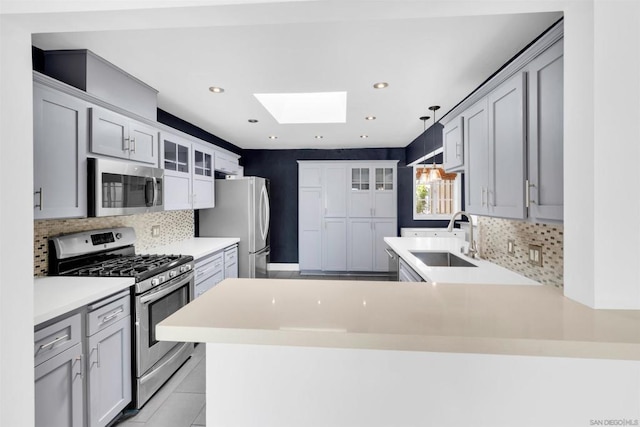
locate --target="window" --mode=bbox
[413,165,461,220]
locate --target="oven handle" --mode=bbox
[139,272,193,305]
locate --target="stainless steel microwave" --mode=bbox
[88,157,163,217]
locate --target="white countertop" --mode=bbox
[157,278,640,361]
[142,237,240,260]
[384,236,540,285]
[34,276,134,325]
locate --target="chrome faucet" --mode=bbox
[447,211,478,259]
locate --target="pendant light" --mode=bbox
[418,115,430,184]
[426,105,443,182]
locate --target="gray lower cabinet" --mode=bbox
[34,313,84,427]
[35,291,132,427]
[33,82,88,219]
[194,251,224,298]
[86,293,132,427]
[527,39,564,222]
[224,245,239,279]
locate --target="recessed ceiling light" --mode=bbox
[360,135,369,139]
[365,116,376,121]
[248,119,258,123]
[315,135,323,139]
[373,82,388,89]
[268,135,278,140]
[209,86,224,93]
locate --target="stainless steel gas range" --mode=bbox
[49,227,195,409]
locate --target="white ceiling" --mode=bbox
[31,8,562,150]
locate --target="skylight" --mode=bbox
[254,92,347,124]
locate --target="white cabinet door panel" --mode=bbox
[373,220,396,272]
[488,73,526,219]
[528,40,564,222]
[33,84,88,219]
[323,164,347,217]
[443,115,464,172]
[164,173,192,210]
[464,99,489,215]
[90,107,129,159]
[348,219,373,271]
[35,343,83,427]
[87,316,131,427]
[323,218,347,271]
[299,163,323,187]
[299,188,323,270]
[128,122,158,165]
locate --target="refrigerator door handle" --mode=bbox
[259,184,270,242]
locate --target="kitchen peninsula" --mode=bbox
[157,278,640,427]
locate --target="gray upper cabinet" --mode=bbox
[463,98,489,216]
[444,22,563,223]
[464,73,526,219]
[90,106,158,165]
[488,72,526,219]
[443,115,464,172]
[527,39,564,222]
[33,83,88,219]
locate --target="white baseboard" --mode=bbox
[268,263,299,272]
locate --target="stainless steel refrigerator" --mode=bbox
[198,177,270,278]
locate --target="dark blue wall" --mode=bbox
[406,122,443,164]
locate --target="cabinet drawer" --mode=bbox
[194,271,224,298]
[224,246,237,265]
[35,312,82,367]
[196,252,224,282]
[87,292,131,337]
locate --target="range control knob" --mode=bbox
[151,278,160,286]
[180,265,191,273]
[115,233,122,240]
[169,271,177,278]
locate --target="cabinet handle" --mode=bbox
[34,187,43,210]
[39,334,69,350]
[76,354,83,379]
[480,187,485,207]
[96,343,101,368]
[525,180,536,208]
[131,137,137,153]
[456,142,462,158]
[101,308,124,324]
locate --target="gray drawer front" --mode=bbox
[34,312,82,367]
[87,294,131,337]
[196,252,224,283]
[224,246,238,264]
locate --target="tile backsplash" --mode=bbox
[477,217,563,288]
[34,210,194,276]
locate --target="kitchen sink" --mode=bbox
[409,251,477,268]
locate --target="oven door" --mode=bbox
[135,271,193,376]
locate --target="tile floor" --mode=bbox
[112,271,391,426]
